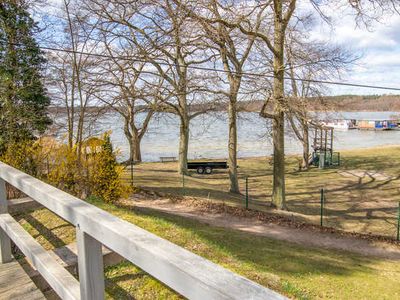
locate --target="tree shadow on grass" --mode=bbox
[130,207,379,281]
[13,211,73,249]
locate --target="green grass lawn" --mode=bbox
[127,146,400,238]
[13,196,400,300]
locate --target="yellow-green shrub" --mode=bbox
[0,140,40,199]
[47,143,82,196]
[1,140,37,175]
[91,133,130,203]
[1,134,130,202]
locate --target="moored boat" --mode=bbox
[321,119,357,130]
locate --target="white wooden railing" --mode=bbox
[0,162,286,300]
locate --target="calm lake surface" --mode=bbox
[99,111,400,162]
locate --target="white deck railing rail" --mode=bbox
[0,161,286,300]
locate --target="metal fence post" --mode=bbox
[0,179,12,263]
[76,227,105,300]
[245,176,249,209]
[320,188,324,227]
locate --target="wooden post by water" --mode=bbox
[0,179,12,263]
[76,227,105,300]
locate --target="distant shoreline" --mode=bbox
[135,144,400,164]
[48,95,400,115]
[48,106,400,114]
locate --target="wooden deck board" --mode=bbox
[0,261,45,300]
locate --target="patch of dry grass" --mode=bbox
[126,146,400,238]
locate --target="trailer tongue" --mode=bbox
[187,161,228,174]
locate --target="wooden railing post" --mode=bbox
[76,227,105,300]
[0,162,286,300]
[0,179,12,263]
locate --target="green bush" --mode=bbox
[92,133,130,203]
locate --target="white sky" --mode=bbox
[305,2,400,95]
[34,0,400,96]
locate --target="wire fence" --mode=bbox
[126,164,400,241]
[213,176,399,240]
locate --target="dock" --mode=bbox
[322,118,400,130]
[0,260,45,300]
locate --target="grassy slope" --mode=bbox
[14,196,400,300]
[129,146,400,238]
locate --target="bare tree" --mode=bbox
[199,0,399,209]
[47,0,102,157]
[94,44,163,163]
[212,0,293,209]
[84,0,216,174]
[175,0,263,193]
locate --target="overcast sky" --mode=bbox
[35,1,400,96]
[308,5,400,96]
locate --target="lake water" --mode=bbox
[99,111,400,162]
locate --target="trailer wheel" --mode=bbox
[205,167,213,174]
[197,167,205,174]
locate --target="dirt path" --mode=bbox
[132,198,400,260]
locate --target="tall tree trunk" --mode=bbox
[65,0,80,154]
[123,106,153,164]
[127,137,134,162]
[132,134,142,162]
[68,59,75,150]
[272,112,286,209]
[123,118,134,162]
[221,48,241,193]
[64,83,74,149]
[130,122,142,163]
[271,0,286,209]
[178,115,189,175]
[228,99,239,193]
[123,117,143,163]
[76,109,85,159]
[302,122,309,169]
[126,135,142,163]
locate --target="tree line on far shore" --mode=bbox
[1,0,398,210]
